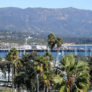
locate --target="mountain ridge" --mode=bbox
[0,7,92,37]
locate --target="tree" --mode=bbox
[48,33,63,66]
[56,37,63,50]
[14,52,53,92]
[14,52,40,92]
[6,48,18,62]
[53,54,90,92]
[44,52,54,61]
[5,60,11,82]
[48,33,56,50]
[55,37,63,66]
[87,56,92,90]
[34,55,53,92]
[6,48,18,87]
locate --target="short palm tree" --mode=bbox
[53,54,90,92]
[44,52,54,61]
[87,56,92,90]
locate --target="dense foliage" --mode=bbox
[0,34,91,92]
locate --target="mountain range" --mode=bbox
[0,7,92,37]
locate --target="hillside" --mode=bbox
[0,7,92,37]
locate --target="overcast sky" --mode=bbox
[0,0,92,10]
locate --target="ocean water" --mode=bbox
[0,45,92,60]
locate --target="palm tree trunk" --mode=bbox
[17,87,21,92]
[7,64,11,82]
[46,87,48,92]
[12,65,15,91]
[56,48,60,66]
[44,85,46,92]
[27,89,30,92]
[8,71,10,82]
[37,74,39,92]
[4,71,6,79]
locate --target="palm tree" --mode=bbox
[48,34,63,66]
[6,48,18,88]
[6,48,18,62]
[44,52,54,61]
[48,33,56,50]
[33,54,53,92]
[14,52,40,92]
[56,37,63,50]
[87,56,92,90]
[55,37,63,66]
[5,60,11,82]
[53,54,90,92]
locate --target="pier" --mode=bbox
[0,44,92,58]
[0,44,92,52]
[0,48,92,52]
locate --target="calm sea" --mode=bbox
[0,45,92,60]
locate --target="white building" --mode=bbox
[31,45,47,50]
[18,45,32,50]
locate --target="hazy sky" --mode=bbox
[0,0,92,10]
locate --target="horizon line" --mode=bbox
[0,6,92,11]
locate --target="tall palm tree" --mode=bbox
[6,48,18,87]
[6,48,18,62]
[56,37,63,50]
[14,52,40,92]
[55,37,63,66]
[53,54,90,92]
[34,55,53,92]
[5,60,11,82]
[48,33,63,66]
[48,33,56,50]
